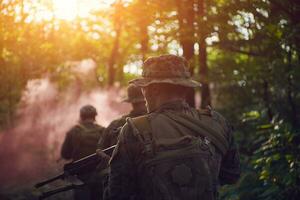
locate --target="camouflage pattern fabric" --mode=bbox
[106,101,240,200]
[129,54,200,88]
[122,84,145,103]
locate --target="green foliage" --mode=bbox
[221,121,300,200]
[0,0,299,198]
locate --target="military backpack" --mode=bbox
[72,124,102,160]
[128,112,229,200]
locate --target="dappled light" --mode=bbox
[0,0,299,199]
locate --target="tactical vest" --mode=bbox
[128,112,229,200]
[72,124,102,161]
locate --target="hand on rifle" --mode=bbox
[96,149,110,169]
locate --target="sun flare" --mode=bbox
[51,0,115,20]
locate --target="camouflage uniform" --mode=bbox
[98,84,146,150]
[105,55,240,200]
[61,105,105,200]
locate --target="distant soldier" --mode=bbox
[98,84,147,150]
[97,84,146,200]
[105,55,240,200]
[61,104,105,200]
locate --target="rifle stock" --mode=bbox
[38,184,82,200]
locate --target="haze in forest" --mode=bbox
[0,0,299,199]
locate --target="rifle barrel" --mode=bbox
[73,144,117,163]
[35,174,64,188]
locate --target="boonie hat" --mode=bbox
[122,84,145,103]
[130,54,200,88]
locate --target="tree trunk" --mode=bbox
[107,1,123,86]
[197,0,211,108]
[263,80,273,121]
[140,22,149,61]
[176,0,196,107]
[287,49,299,128]
[137,0,149,61]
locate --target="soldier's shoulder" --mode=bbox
[206,108,233,135]
[117,121,135,143]
[94,123,105,131]
[117,114,150,143]
[70,124,82,132]
[113,115,128,125]
[104,117,123,131]
[210,110,230,126]
[130,113,149,121]
[197,107,227,121]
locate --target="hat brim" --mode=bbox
[129,78,201,88]
[121,97,145,103]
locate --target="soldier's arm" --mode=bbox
[60,129,75,160]
[98,127,118,150]
[106,123,140,200]
[98,120,120,149]
[219,125,241,185]
[98,128,110,149]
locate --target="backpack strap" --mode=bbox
[127,116,155,156]
[164,112,229,156]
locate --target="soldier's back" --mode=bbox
[111,101,237,200]
[72,122,105,160]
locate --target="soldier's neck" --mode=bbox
[148,96,185,112]
[80,118,95,124]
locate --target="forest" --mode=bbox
[0,0,299,199]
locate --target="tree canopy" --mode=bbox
[0,0,299,199]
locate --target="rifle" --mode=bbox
[38,184,82,200]
[35,144,116,197]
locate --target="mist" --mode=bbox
[0,60,130,190]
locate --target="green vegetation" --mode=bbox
[0,0,299,199]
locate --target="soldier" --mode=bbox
[98,84,147,150]
[61,104,105,200]
[105,54,240,200]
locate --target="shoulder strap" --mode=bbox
[127,116,155,156]
[164,112,229,155]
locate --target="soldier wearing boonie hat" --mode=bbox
[121,84,145,103]
[106,54,240,200]
[130,54,200,88]
[98,84,146,150]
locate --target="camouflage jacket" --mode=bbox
[105,101,240,200]
[98,109,147,150]
[61,121,105,161]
